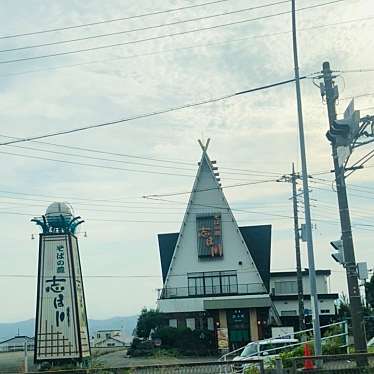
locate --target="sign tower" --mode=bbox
[32,202,90,366]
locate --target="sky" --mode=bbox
[0,0,374,323]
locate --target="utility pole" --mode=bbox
[291,164,305,331]
[291,0,322,355]
[321,61,367,354]
[24,338,28,373]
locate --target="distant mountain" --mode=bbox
[0,315,138,342]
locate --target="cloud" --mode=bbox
[0,0,373,321]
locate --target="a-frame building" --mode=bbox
[157,141,274,350]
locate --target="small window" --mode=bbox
[207,317,214,331]
[321,309,330,314]
[186,318,196,331]
[275,281,297,295]
[169,319,177,328]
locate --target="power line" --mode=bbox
[310,176,374,195]
[0,149,276,182]
[0,134,282,177]
[0,76,306,145]
[0,0,346,65]
[310,177,374,197]
[6,143,195,172]
[0,197,292,212]
[340,93,374,101]
[143,179,276,198]
[0,200,293,216]
[0,1,292,54]
[1,12,371,79]
[0,150,195,178]
[3,202,374,230]
[310,183,374,202]
[1,190,373,230]
[0,190,292,209]
[4,143,281,178]
[0,135,196,166]
[338,68,374,74]
[0,0,232,40]
[143,196,374,231]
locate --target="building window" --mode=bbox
[321,309,330,314]
[281,310,297,316]
[207,317,214,331]
[188,276,205,296]
[274,281,297,295]
[186,318,196,331]
[169,319,177,328]
[187,271,237,296]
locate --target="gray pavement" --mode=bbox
[0,350,218,372]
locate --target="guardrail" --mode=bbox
[219,320,348,362]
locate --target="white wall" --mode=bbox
[270,274,329,295]
[165,154,267,294]
[273,298,336,316]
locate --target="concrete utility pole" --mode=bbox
[321,61,367,354]
[24,338,28,373]
[291,164,305,331]
[291,0,322,355]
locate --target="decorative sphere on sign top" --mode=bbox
[45,202,73,228]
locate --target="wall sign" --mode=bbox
[196,214,223,257]
[35,234,90,362]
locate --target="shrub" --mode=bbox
[279,343,307,368]
[244,367,260,374]
[154,327,216,356]
[322,324,346,355]
[135,308,166,339]
[127,338,154,357]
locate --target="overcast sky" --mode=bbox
[0,0,374,323]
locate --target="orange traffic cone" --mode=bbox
[304,343,314,370]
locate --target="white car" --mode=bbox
[232,338,299,373]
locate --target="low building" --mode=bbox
[156,143,277,351]
[0,336,34,352]
[270,270,339,330]
[93,329,128,348]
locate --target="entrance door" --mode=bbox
[227,309,250,350]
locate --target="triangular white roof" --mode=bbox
[163,141,269,296]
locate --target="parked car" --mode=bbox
[232,337,299,373]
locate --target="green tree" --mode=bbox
[338,294,351,319]
[135,308,165,339]
[365,274,374,309]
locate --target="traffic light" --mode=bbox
[330,239,345,265]
[326,110,360,147]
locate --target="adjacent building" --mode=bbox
[270,270,339,329]
[156,141,277,350]
[0,336,34,352]
[93,330,127,348]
